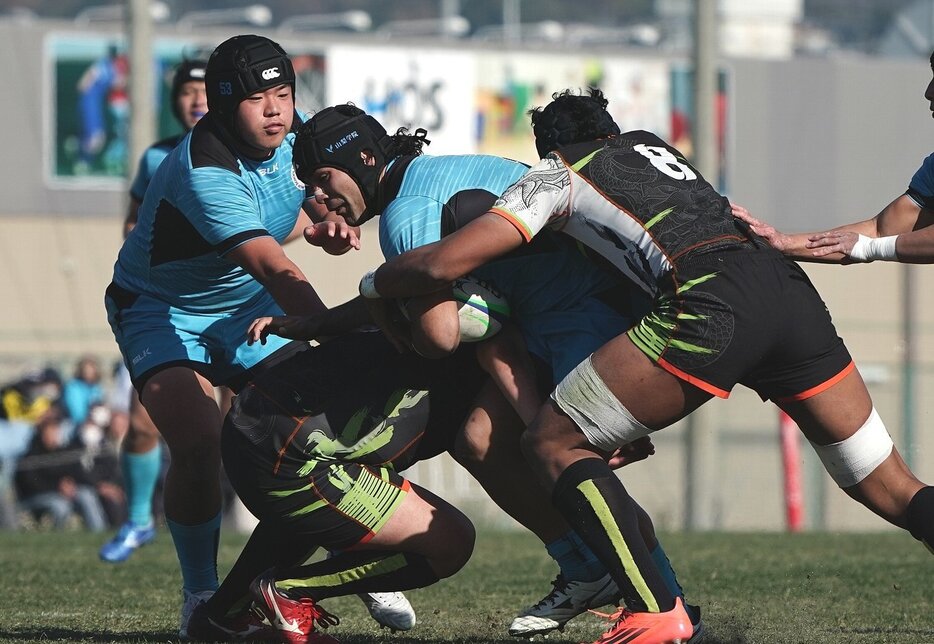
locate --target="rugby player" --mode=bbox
[350,89,934,644]
[252,103,704,640]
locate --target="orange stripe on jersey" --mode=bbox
[774,360,855,403]
[657,358,731,399]
[489,207,535,242]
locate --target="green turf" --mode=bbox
[0,529,930,643]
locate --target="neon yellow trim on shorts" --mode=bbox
[285,498,329,518]
[667,338,714,355]
[336,467,406,534]
[267,482,314,498]
[577,479,659,612]
[676,271,718,293]
[628,324,665,360]
[278,553,410,592]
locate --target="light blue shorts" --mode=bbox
[521,295,635,385]
[105,283,306,394]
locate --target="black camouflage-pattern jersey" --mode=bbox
[490,130,752,297]
[224,330,484,481]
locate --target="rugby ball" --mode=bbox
[452,275,511,343]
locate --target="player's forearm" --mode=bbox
[890,230,934,263]
[786,221,879,263]
[408,296,461,359]
[770,232,821,260]
[263,268,328,316]
[313,296,372,335]
[369,247,455,299]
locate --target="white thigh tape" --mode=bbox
[809,407,894,488]
[551,355,652,452]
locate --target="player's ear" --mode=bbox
[360,149,376,166]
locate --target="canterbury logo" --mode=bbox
[261,67,280,80]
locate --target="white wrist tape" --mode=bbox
[809,407,894,488]
[358,270,381,299]
[849,234,898,262]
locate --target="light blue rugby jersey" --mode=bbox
[379,155,529,257]
[128,134,184,201]
[908,152,934,210]
[111,112,307,313]
[377,154,623,355]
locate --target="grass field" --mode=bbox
[0,528,931,644]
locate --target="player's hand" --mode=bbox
[303,221,361,255]
[732,203,792,252]
[805,230,859,258]
[247,315,318,345]
[607,436,655,469]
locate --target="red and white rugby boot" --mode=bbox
[250,574,340,644]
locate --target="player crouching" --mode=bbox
[185,330,488,642]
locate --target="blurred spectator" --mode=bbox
[14,405,107,531]
[104,361,168,527]
[0,367,62,530]
[1,367,63,423]
[106,360,132,445]
[63,355,104,427]
[79,402,127,528]
[0,417,32,529]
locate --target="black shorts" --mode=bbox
[221,331,485,550]
[627,247,853,402]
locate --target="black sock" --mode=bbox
[276,550,439,601]
[206,521,316,618]
[906,486,934,554]
[552,458,674,613]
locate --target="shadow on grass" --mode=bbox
[0,628,178,642]
[0,629,556,644]
[0,630,759,644]
[11,626,896,644]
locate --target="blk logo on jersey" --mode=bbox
[261,67,280,80]
[258,163,279,176]
[131,348,152,365]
